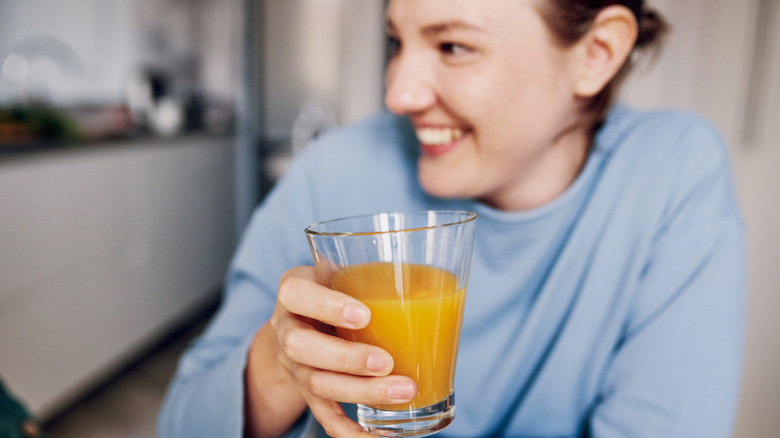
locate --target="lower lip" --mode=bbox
[419,135,466,157]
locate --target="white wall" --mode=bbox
[130,0,242,103]
[0,0,135,104]
[0,0,241,105]
[261,0,386,140]
[621,1,780,436]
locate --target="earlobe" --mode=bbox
[573,5,638,98]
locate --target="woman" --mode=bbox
[159,0,745,437]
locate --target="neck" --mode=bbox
[480,125,591,212]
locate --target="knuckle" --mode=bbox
[307,372,325,398]
[276,348,290,370]
[339,347,352,369]
[304,370,325,397]
[275,334,296,371]
[277,276,299,308]
[340,345,364,374]
[269,308,284,330]
[278,327,303,359]
[365,380,386,403]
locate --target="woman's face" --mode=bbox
[385,0,588,210]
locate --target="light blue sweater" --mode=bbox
[158,105,745,437]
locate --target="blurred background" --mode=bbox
[0,0,777,437]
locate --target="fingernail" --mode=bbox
[367,353,391,373]
[387,381,415,401]
[343,303,370,327]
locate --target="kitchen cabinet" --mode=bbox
[621,1,780,436]
[0,136,237,419]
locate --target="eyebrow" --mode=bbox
[421,20,487,36]
[385,18,488,36]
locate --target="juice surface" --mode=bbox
[331,262,467,410]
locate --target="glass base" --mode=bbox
[357,393,455,437]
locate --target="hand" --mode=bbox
[250,266,418,437]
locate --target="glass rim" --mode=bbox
[304,210,477,237]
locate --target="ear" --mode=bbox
[571,5,638,98]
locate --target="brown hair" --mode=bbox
[536,0,669,133]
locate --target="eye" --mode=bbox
[439,42,472,56]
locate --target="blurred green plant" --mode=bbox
[0,102,80,145]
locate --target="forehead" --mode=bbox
[386,0,539,32]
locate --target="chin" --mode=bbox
[418,168,476,200]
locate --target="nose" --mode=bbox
[384,55,436,115]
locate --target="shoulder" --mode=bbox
[598,104,729,171]
[590,104,741,229]
[299,111,418,164]
[274,111,428,217]
[270,111,418,196]
[595,105,736,201]
[289,110,420,189]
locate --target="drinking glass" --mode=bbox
[305,210,477,437]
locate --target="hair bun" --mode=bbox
[635,9,668,50]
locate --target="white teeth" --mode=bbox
[415,127,465,145]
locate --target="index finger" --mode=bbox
[278,266,371,330]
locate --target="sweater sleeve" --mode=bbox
[589,120,747,438]
[156,153,321,438]
[155,113,412,438]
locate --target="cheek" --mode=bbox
[472,93,537,161]
[480,74,570,154]
[436,66,502,115]
[445,65,538,131]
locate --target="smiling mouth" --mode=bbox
[415,127,466,145]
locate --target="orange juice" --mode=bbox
[331,262,467,410]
